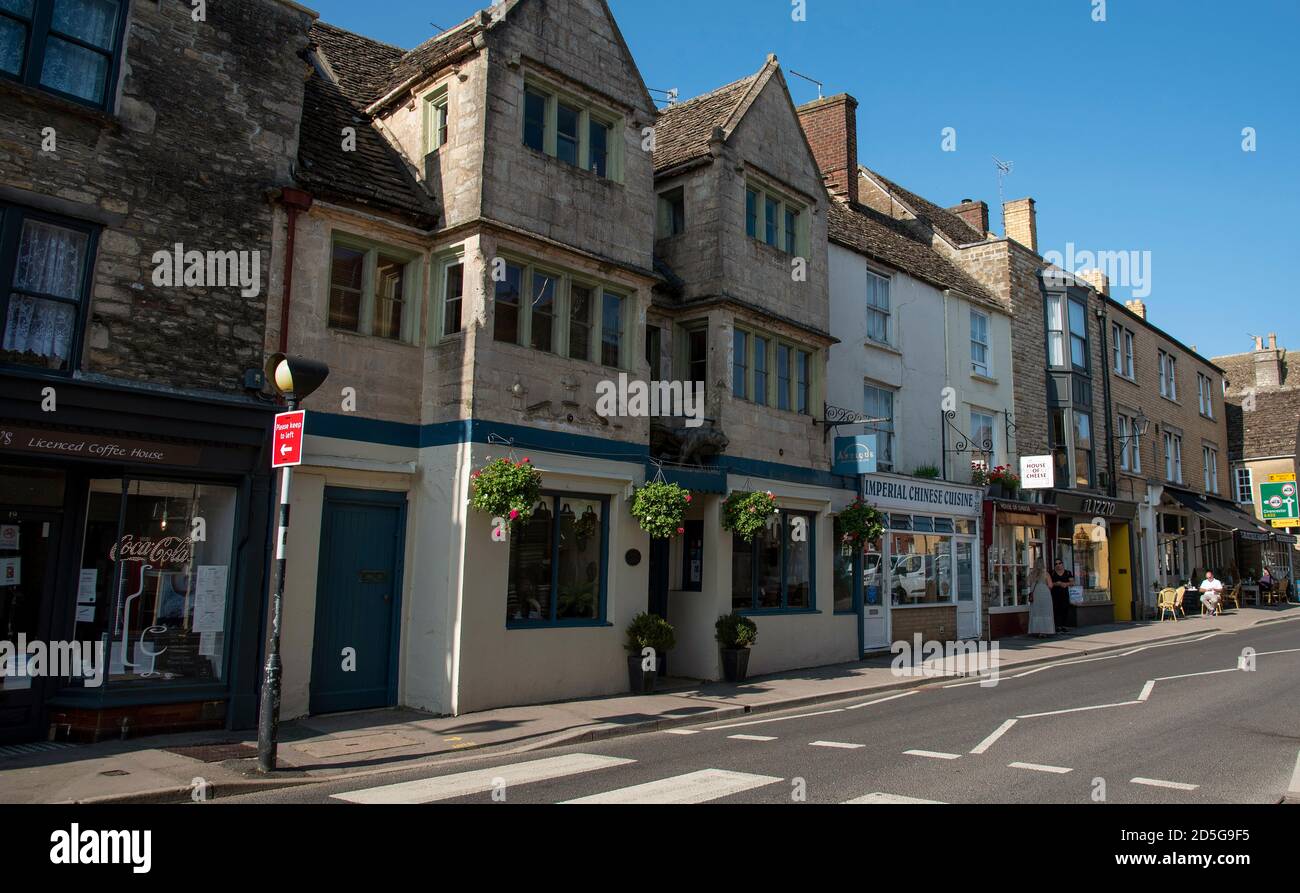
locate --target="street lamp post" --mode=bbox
[257,353,329,774]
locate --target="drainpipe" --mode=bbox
[274,187,314,355]
[1095,305,1117,498]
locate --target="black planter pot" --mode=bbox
[987,482,1005,499]
[627,653,657,694]
[720,647,751,682]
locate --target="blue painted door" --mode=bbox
[309,489,405,715]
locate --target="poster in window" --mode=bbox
[0,524,18,550]
[192,566,228,633]
[0,556,19,586]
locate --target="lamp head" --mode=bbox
[264,353,330,401]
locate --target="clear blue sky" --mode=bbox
[307,0,1299,361]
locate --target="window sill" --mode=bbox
[864,339,901,357]
[1160,394,1181,406]
[492,335,627,374]
[890,601,957,610]
[521,144,624,188]
[738,608,820,617]
[507,620,614,630]
[0,77,119,130]
[326,327,426,350]
[970,371,998,385]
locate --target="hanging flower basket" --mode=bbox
[721,489,778,542]
[469,457,543,523]
[630,480,692,539]
[838,498,884,545]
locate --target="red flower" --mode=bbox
[676,527,685,535]
[685,494,693,503]
[509,509,520,520]
[523,457,531,463]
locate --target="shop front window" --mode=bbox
[733,510,816,612]
[1065,520,1110,603]
[992,523,1045,607]
[889,532,953,606]
[832,516,853,613]
[507,494,607,626]
[76,480,238,686]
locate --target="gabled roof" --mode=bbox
[296,69,438,225]
[860,166,987,247]
[310,22,407,106]
[827,200,998,308]
[651,63,769,173]
[1215,349,1294,392]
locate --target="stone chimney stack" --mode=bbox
[1125,299,1147,320]
[949,199,989,236]
[1255,333,1283,388]
[1079,268,1110,297]
[797,94,859,205]
[1003,198,1037,253]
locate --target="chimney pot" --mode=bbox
[1003,198,1038,253]
[1269,333,1278,350]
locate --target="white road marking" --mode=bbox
[810,740,865,749]
[706,708,843,730]
[904,749,961,760]
[1131,777,1199,791]
[1137,680,1155,701]
[970,719,1018,755]
[728,734,777,742]
[845,690,919,709]
[1017,699,1141,718]
[563,769,782,804]
[1153,667,1239,681]
[1250,648,1300,657]
[663,728,699,735]
[1009,761,1073,774]
[330,753,633,804]
[845,792,947,804]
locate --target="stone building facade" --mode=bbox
[0,0,315,741]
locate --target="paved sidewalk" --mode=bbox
[1,605,1295,804]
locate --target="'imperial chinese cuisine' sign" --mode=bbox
[109,535,194,567]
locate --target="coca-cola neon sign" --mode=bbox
[109,535,194,567]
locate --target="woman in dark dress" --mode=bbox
[1049,559,1074,634]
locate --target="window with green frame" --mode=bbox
[492,255,629,367]
[744,183,805,255]
[423,85,449,155]
[732,325,813,413]
[732,510,816,611]
[507,493,609,626]
[435,253,464,340]
[520,78,620,181]
[328,235,423,344]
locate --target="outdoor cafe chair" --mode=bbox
[1157,587,1180,621]
[1222,583,1241,612]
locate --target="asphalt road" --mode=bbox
[221,617,1300,805]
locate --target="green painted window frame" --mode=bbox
[492,252,630,368]
[733,325,815,414]
[744,181,807,256]
[326,232,424,345]
[520,76,623,182]
[433,249,465,341]
[422,84,450,156]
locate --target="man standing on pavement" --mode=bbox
[1049,558,1074,634]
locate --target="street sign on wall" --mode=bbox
[1019,455,1055,489]
[1259,479,1298,523]
[833,435,877,476]
[272,411,306,468]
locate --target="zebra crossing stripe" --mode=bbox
[563,769,783,804]
[330,753,634,804]
[845,792,947,804]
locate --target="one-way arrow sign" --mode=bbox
[272,410,306,469]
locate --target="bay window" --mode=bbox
[521,79,621,180]
[1073,410,1094,488]
[328,235,422,343]
[492,256,629,368]
[734,326,814,413]
[745,183,805,256]
[1046,292,1088,371]
[437,256,464,339]
[0,205,97,373]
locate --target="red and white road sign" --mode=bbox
[272,410,306,468]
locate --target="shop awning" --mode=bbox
[1164,487,1273,542]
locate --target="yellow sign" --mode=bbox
[1272,519,1297,528]
[1267,473,1297,483]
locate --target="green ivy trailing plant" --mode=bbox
[721,489,778,542]
[630,480,692,539]
[469,457,543,523]
[838,498,885,545]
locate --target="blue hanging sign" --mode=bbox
[833,435,878,476]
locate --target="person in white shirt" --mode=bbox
[1198,571,1224,615]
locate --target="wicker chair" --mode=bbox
[1222,583,1241,612]
[1157,587,1180,621]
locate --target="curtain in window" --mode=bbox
[3,219,88,364]
[39,0,116,103]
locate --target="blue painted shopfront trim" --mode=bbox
[306,412,860,492]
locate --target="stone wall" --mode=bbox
[0,0,314,393]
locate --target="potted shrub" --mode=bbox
[630,480,691,539]
[715,612,758,682]
[625,612,676,693]
[469,457,543,524]
[989,464,1020,499]
[913,465,941,480]
[721,489,778,542]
